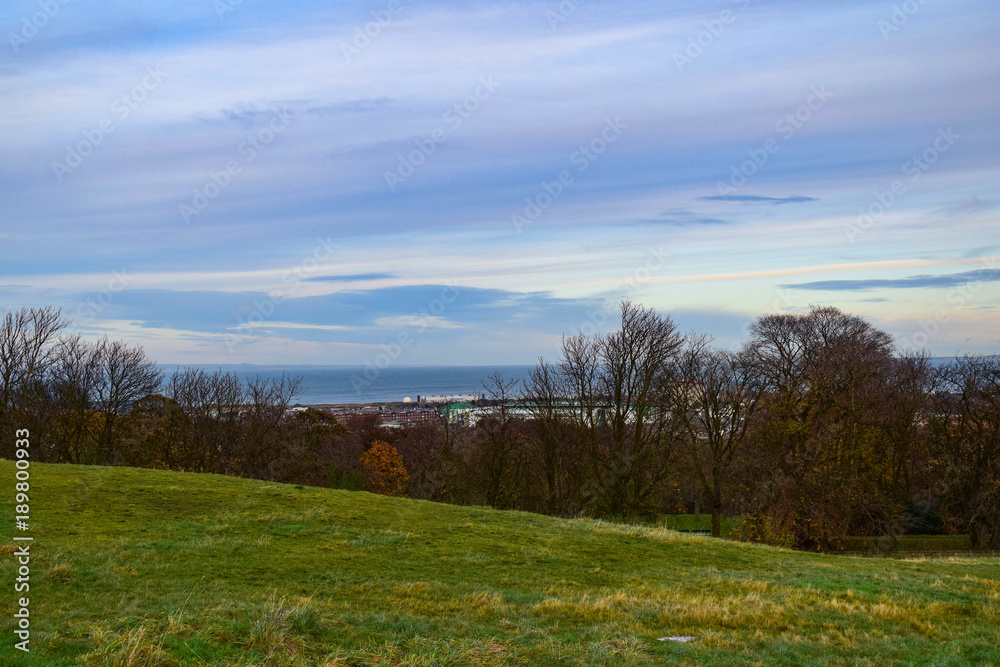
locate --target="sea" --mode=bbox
[157,365,536,405]
[157,357,965,406]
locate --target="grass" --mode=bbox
[1,461,998,666]
[658,514,743,537]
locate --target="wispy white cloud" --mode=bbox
[229,321,357,332]
[373,315,465,330]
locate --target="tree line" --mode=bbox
[1,304,997,550]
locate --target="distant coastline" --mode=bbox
[156,364,536,405]
[156,358,969,406]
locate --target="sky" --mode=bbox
[1,0,998,366]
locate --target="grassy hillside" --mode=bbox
[659,514,742,537]
[2,462,998,666]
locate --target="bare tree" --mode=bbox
[474,372,526,509]
[238,373,301,479]
[48,335,102,463]
[410,413,470,504]
[164,368,300,477]
[590,301,685,519]
[560,334,602,432]
[929,355,1000,549]
[522,359,581,515]
[874,351,933,538]
[166,368,244,472]
[679,336,763,537]
[0,307,69,456]
[559,334,603,499]
[91,338,163,462]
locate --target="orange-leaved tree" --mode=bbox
[359,440,409,497]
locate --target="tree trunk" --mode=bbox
[711,474,722,538]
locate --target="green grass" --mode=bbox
[658,514,743,537]
[2,461,999,666]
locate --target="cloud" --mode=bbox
[934,196,999,217]
[784,269,1000,292]
[658,208,728,225]
[656,217,729,226]
[307,273,397,282]
[373,315,464,329]
[54,284,600,339]
[621,209,729,227]
[307,98,394,116]
[698,195,819,205]
[232,321,356,332]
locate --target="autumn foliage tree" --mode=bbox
[741,306,907,549]
[359,440,410,497]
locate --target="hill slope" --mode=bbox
[2,461,998,666]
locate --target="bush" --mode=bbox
[327,467,364,491]
[733,513,795,549]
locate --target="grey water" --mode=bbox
[158,357,964,405]
[158,364,536,405]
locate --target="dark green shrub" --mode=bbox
[326,466,363,491]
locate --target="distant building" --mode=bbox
[418,393,483,404]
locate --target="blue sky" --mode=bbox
[1,0,998,364]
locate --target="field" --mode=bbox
[2,461,999,666]
[658,514,742,537]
